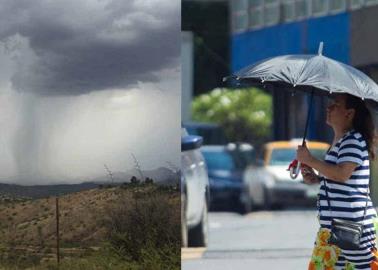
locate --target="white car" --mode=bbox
[181,128,209,247]
[244,140,329,209]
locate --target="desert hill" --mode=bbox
[0,184,179,249]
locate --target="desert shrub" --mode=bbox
[103,187,180,270]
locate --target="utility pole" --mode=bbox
[56,197,60,266]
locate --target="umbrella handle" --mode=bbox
[288,160,301,179]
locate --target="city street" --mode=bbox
[182,208,319,270]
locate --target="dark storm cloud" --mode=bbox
[0,0,180,95]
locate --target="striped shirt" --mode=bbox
[318,129,377,269]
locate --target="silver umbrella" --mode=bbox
[224,42,378,178]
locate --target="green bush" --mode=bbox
[192,87,273,146]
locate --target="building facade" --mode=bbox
[230,0,378,202]
[231,0,378,142]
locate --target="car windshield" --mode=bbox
[269,148,327,166]
[230,149,256,169]
[202,150,235,171]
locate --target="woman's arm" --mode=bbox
[301,164,321,185]
[297,142,358,183]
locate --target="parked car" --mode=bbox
[201,144,252,214]
[244,139,330,209]
[181,128,209,247]
[183,121,228,145]
[226,142,256,169]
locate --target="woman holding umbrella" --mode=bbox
[225,42,378,269]
[298,93,377,270]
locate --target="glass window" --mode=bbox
[249,0,263,8]
[264,0,280,26]
[282,0,296,22]
[228,148,256,169]
[365,0,378,6]
[269,148,326,165]
[249,0,263,29]
[232,0,249,33]
[202,151,236,171]
[312,0,328,16]
[329,0,346,13]
[295,0,310,19]
[233,0,249,12]
[349,0,365,9]
[233,12,249,32]
[249,8,263,28]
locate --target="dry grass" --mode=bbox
[0,188,121,248]
[0,183,180,270]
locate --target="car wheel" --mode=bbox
[181,191,188,247]
[238,190,252,214]
[188,197,208,247]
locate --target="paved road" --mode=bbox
[182,208,320,270]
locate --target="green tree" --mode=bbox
[192,88,272,147]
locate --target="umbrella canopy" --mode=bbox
[224,42,378,179]
[229,43,378,102]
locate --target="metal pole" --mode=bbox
[302,89,315,146]
[56,197,60,266]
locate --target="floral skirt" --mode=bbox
[309,228,378,270]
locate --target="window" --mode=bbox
[264,0,280,26]
[202,151,236,171]
[249,0,263,28]
[295,0,310,19]
[349,0,365,9]
[249,0,262,8]
[249,9,264,28]
[282,0,296,22]
[232,0,249,33]
[329,0,346,13]
[233,0,249,11]
[365,0,378,6]
[312,0,328,16]
[233,12,249,32]
[269,148,326,165]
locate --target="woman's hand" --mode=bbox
[301,164,320,185]
[297,141,358,183]
[297,141,315,165]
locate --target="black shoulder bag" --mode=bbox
[323,179,369,250]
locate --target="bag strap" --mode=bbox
[322,177,370,221]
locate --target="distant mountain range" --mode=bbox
[96,166,180,185]
[0,182,99,200]
[0,167,180,199]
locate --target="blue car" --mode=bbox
[183,121,228,145]
[201,145,252,214]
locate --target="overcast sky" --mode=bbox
[0,0,180,184]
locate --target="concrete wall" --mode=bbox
[350,5,378,67]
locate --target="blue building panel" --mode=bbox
[231,13,350,72]
[231,13,350,142]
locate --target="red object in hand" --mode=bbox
[287,159,299,171]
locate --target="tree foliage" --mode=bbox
[192,88,273,146]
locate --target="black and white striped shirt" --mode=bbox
[318,129,377,269]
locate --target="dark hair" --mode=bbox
[345,94,377,160]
